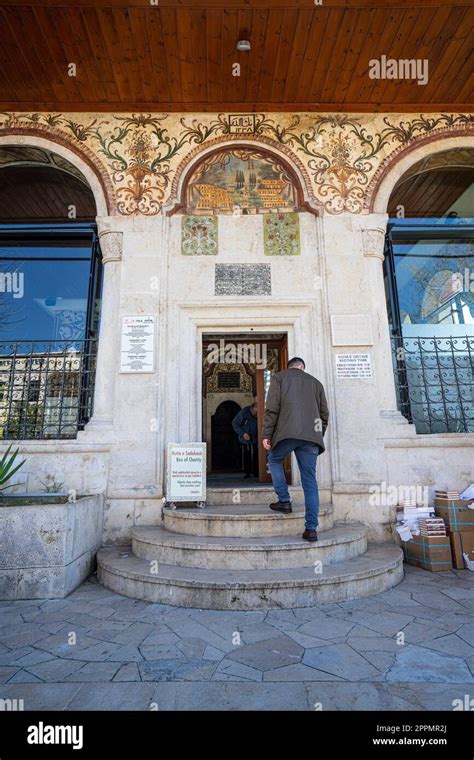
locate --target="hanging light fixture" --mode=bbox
[236,40,251,52]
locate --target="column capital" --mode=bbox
[361,226,386,261]
[98,230,123,264]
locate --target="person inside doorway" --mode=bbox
[232,401,259,479]
[262,357,329,542]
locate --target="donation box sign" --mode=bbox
[166,443,206,503]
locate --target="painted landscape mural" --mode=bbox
[185,148,298,214]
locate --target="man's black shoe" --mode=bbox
[269,501,292,514]
[302,529,318,542]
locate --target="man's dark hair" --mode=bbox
[288,357,305,369]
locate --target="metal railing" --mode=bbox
[391,335,474,434]
[0,339,97,440]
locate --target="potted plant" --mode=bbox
[0,444,26,497]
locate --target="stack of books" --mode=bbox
[434,484,474,569]
[396,503,436,540]
[396,505,435,521]
[399,506,418,519]
[414,506,436,517]
[435,490,459,500]
[419,517,447,537]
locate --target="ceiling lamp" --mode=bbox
[236,40,251,52]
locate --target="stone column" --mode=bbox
[359,214,400,417]
[84,220,123,432]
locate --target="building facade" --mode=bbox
[0,109,473,559]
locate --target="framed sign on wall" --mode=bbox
[120,315,155,373]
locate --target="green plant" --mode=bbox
[0,445,26,494]
[40,476,65,493]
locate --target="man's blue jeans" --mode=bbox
[267,438,319,530]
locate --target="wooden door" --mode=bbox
[256,335,291,484]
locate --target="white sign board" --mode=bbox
[120,315,155,373]
[335,352,372,379]
[167,443,206,503]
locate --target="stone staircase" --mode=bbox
[97,487,403,610]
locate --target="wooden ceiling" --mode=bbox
[0,0,472,113]
[389,168,474,216]
[0,166,96,221]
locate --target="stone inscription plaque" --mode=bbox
[215,264,271,296]
[330,314,374,346]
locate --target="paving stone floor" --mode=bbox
[1,565,473,711]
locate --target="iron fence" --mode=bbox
[391,335,474,434]
[0,339,97,440]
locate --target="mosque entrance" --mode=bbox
[202,333,291,485]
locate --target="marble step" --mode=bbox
[132,523,367,570]
[204,486,331,507]
[163,503,334,537]
[97,543,404,610]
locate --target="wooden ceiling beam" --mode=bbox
[0,1,467,8]
[1,100,471,113]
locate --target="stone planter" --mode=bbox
[0,494,104,599]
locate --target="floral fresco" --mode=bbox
[181,215,218,256]
[264,213,300,256]
[0,111,472,216]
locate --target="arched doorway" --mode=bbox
[211,400,242,473]
[0,146,103,440]
[383,147,474,433]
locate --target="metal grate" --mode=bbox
[391,335,474,434]
[0,339,97,440]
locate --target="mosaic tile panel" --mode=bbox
[215,264,271,296]
[264,212,300,256]
[181,215,218,255]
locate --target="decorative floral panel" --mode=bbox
[181,215,218,256]
[264,213,300,256]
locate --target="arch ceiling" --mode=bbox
[0,146,96,222]
[388,149,474,218]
